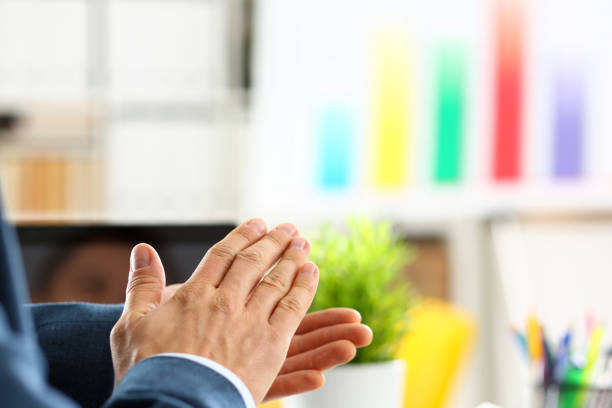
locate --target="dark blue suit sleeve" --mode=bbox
[0,197,79,408]
[104,356,247,408]
[0,304,80,408]
[30,303,123,408]
[2,305,247,408]
[29,303,247,408]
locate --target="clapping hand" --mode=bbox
[111,219,372,404]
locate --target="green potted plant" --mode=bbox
[285,218,419,408]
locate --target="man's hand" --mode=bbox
[112,219,323,403]
[161,286,372,401]
[264,308,372,401]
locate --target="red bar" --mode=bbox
[493,2,524,182]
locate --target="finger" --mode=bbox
[269,262,319,334]
[288,323,373,357]
[279,340,356,375]
[296,308,362,335]
[123,244,166,320]
[187,218,267,287]
[263,370,324,402]
[219,223,298,297]
[247,237,311,314]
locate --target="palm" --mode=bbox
[161,285,371,401]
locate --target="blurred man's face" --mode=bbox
[34,242,131,304]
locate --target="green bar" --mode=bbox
[434,48,466,183]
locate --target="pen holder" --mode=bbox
[534,382,612,408]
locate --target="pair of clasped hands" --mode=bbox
[110,218,373,404]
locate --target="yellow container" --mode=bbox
[396,299,476,408]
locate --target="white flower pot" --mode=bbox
[284,359,406,408]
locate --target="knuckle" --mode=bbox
[174,282,212,306]
[280,256,300,271]
[210,291,237,314]
[237,247,266,267]
[208,242,236,262]
[294,279,315,293]
[278,296,304,315]
[236,226,254,241]
[267,232,285,249]
[173,285,195,305]
[259,273,288,292]
[125,273,163,296]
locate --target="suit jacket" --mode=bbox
[0,201,246,407]
[29,303,122,408]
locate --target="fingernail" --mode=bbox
[352,309,362,321]
[277,223,297,236]
[301,262,316,275]
[363,324,373,336]
[246,218,266,235]
[291,237,307,249]
[131,244,151,271]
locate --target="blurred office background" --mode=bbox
[2,0,612,407]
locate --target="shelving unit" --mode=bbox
[0,0,250,223]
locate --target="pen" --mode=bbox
[527,314,543,363]
[575,325,603,408]
[511,325,528,360]
[560,325,604,408]
[542,328,554,385]
[555,330,572,383]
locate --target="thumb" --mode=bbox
[124,243,166,319]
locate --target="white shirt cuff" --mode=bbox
[155,353,256,408]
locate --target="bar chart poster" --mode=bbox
[251,0,612,221]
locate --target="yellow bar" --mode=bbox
[374,34,410,188]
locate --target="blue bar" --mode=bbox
[317,109,354,191]
[553,70,584,179]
